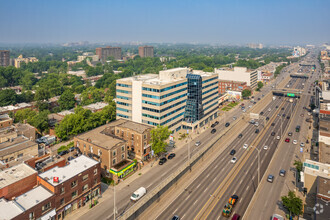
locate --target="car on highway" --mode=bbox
[275,105,278,109]
[271,123,275,126]
[258,98,260,100]
[195,141,201,146]
[271,132,275,136]
[214,121,219,126]
[263,145,268,150]
[159,157,167,165]
[211,123,216,128]
[225,122,230,127]
[233,117,237,121]
[267,175,274,183]
[211,129,216,134]
[282,114,286,117]
[255,122,259,127]
[277,114,281,117]
[230,157,237,163]
[168,153,176,159]
[230,149,236,155]
[249,105,252,108]
[243,144,248,149]
[172,216,180,220]
[238,133,243,138]
[279,169,286,177]
[293,140,297,145]
[286,116,290,119]
[288,132,292,136]
[242,109,246,112]
[300,142,305,147]
[260,111,264,115]
[266,117,269,121]
[255,129,260,134]
[276,136,281,140]
[268,108,271,112]
[232,214,241,220]
[131,187,147,202]
[300,114,304,117]
[281,107,284,110]
[285,138,290,143]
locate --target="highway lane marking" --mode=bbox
[147,183,152,189]
[217,216,221,220]
[221,157,225,162]
[185,194,191,201]
[193,199,198,205]
[204,187,208,193]
[239,197,243,204]
[206,173,210,178]
[239,179,243,185]
[221,167,225,172]
[212,177,217,183]
[197,183,201,189]
[173,208,178,214]
[182,214,186,219]
[247,185,250,190]
[215,164,218,168]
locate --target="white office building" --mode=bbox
[215,67,258,89]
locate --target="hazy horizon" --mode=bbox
[1,0,329,45]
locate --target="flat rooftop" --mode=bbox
[39,155,99,186]
[0,186,53,219]
[0,136,37,157]
[319,142,330,164]
[111,118,153,134]
[0,163,37,189]
[76,124,126,150]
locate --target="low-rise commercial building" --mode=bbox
[0,136,38,163]
[215,67,258,90]
[38,155,101,220]
[14,54,38,68]
[218,80,248,95]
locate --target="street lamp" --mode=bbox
[113,183,116,220]
[187,129,191,171]
[251,146,261,185]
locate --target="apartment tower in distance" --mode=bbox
[0,50,10,67]
[116,68,219,133]
[95,46,122,61]
[138,45,154,58]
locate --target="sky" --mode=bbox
[0,0,329,45]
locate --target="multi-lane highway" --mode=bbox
[149,76,304,220]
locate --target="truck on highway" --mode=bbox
[273,96,276,101]
[222,195,238,217]
[289,98,293,103]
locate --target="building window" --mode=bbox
[83,174,88,181]
[82,184,89,192]
[42,202,51,212]
[98,149,102,156]
[122,153,125,160]
[60,187,65,194]
[60,198,65,206]
[113,150,116,156]
[131,134,134,140]
[144,134,146,139]
[71,190,78,199]
[71,180,77,188]
[89,146,93,153]
[18,153,23,158]
[121,131,124,137]
[121,146,124,152]
[144,142,147,147]
[113,159,116,165]
[76,141,80,147]
[94,168,97,175]
[116,129,119,134]
[29,212,34,220]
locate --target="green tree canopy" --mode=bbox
[281,191,303,217]
[294,160,303,173]
[150,126,171,156]
[59,90,76,110]
[242,89,252,98]
[0,89,17,107]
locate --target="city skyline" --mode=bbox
[0,0,329,45]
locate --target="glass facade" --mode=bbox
[184,74,204,123]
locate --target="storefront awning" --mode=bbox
[40,209,56,220]
[109,162,136,177]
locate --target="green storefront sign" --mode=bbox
[287,93,295,97]
[109,161,136,177]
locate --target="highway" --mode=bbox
[153,76,302,219]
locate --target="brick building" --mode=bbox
[0,114,13,129]
[138,45,154,58]
[95,46,122,61]
[0,186,56,220]
[218,80,248,95]
[38,155,101,220]
[0,163,37,200]
[0,50,10,67]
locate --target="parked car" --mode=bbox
[211,129,216,134]
[300,142,305,147]
[288,132,292,136]
[293,140,297,145]
[195,141,201,146]
[214,121,219,126]
[225,122,230,127]
[168,153,176,159]
[159,157,167,165]
[58,150,69,156]
[233,117,237,121]
[230,149,236,155]
[69,147,75,152]
[68,156,74,161]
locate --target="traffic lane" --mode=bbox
[244,94,310,219]
[206,101,293,219]
[156,119,263,219]
[156,99,281,219]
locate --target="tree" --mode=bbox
[150,126,171,156]
[0,89,17,107]
[242,89,252,98]
[294,160,303,173]
[281,191,303,217]
[257,81,264,89]
[59,90,76,110]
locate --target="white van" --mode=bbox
[130,187,147,201]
